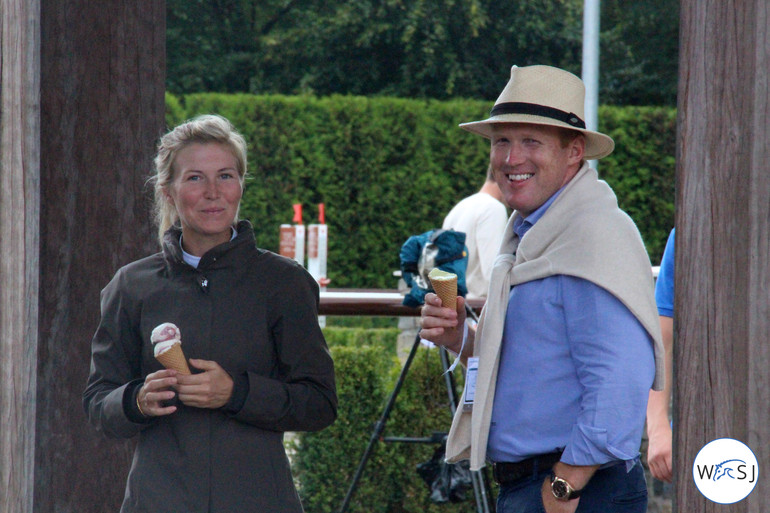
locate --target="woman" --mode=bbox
[83,114,337,512]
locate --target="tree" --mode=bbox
[600,0,679,105]
[166,0,306,93]
[166,0,679,106]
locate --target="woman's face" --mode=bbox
[165,142,243,256]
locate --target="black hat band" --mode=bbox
[489,102,586,129]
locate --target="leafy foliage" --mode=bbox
[600,0,680,105]
[168,93,675,287]
[166,0,678,105]
[290,329,483,512]
[599,106,677,258]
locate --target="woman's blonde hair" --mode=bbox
[151,114,248,245]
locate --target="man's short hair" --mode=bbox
[556,127,583,148]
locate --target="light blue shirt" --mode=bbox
[655,228,675,317]
[486,192,655,467]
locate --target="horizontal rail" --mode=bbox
[319,266,658,317]
[319,289,485,317]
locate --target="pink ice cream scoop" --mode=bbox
[150,322,190,374]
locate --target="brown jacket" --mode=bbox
[83,221,337,512]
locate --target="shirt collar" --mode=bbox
[513,186,566,239]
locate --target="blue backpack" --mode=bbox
[400,229,468,308]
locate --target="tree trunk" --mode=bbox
[0,0,41,511]
[0,1,164,512]
[675,1,770,511]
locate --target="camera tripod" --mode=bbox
[338,305,494,513]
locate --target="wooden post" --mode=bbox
[1,1,40,512]
[1,1,165,512]
[676,1,769,511]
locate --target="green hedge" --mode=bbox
[599,106,677,262]
[292,327,486,513]
[321,327,400,352]
[166,93,675,287]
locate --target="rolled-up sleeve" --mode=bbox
[560,276,655,466]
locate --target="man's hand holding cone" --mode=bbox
[421,268,467,355]
[428,268,458,310]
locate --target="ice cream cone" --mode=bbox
[428,268,458,311]
[155,342,191,374]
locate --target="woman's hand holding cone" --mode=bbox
[136,369,179,418]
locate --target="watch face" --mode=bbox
[552,478,570,499]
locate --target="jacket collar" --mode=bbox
[162,220,257,270]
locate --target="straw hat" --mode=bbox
[460,65,615,160]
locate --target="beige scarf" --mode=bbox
[445,164,664,470]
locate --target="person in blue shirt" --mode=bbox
[420,65,664,513]
[646,228,675,483]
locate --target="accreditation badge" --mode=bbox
[462,357,479,412]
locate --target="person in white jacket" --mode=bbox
[442,165,507,299]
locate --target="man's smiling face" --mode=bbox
[489,123,585,216]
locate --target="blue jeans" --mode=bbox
[496,461,647,513]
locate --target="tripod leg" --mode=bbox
[471,469,495,513]
[465,301,480,323]
[338,333,422,513]
[439,346,459,415]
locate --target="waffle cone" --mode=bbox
[155,343,191,374]
[429,274,457,311]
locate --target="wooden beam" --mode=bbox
[16,1,166,512]
[676,1,770,511]
[0,1,40,511]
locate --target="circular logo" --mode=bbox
[693,438,758,504]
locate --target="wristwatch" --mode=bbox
[550,472,582,501]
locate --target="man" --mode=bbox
[646,228,675,483]
[442,165,507,299]
[420,65,664,513]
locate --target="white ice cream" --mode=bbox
[428,268,457,281]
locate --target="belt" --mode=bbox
[492,451,563,485]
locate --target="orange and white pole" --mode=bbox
[308,204,330,327]
[308,203,329,288]
[279,203,305,266]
